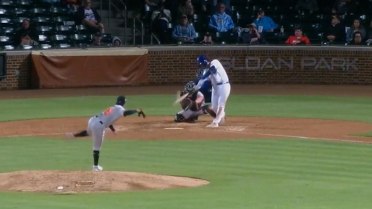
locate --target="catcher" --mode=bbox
[174,81,216,122]
[67,96,146,172]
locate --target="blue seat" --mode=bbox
[0,0,15,6]
[55,25,74,35]
[69,33,92,47]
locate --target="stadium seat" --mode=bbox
[14,8,28,16]
[16,0,33,8]
[32,16,51,25]
[36,25,54,35]
[0,26,15,35]
[0,35,14,50]
[55,25,74,35]
[49,6,67,15]
[51,34,70,47]
[69,33,92,47]
[0,0,15,6]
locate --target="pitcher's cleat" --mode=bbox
[92,165,103,172]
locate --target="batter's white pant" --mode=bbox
[87,116,106,151]
[211,83,231,124]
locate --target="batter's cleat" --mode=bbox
[219,117,225,125]
[206,122,219,128]
[92,165,103,172]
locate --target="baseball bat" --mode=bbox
[173,91,189,106]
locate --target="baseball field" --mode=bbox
[1,84,372,209]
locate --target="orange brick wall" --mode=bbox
[1,46,372,90]
[0,52,31,90]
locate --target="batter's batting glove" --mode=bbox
[137,108,146,118]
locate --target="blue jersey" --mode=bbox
[195,67,212,103]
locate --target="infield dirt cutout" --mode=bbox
[2,85,372,193]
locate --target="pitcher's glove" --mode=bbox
[137,108,146,118]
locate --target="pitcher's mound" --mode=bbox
[0,170,209,193]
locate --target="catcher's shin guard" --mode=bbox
[174,113,185,122]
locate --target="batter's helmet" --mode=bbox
[197,55,209,66]
[116,96,126,106]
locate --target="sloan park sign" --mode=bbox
[219,56,358,71]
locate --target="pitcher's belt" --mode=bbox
[95,115,103,125]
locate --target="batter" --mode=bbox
[195,55,231,128]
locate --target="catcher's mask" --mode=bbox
[116,96,126,106]
[184,81,196,93]
[196,55,209,67]
[196,67,208,79]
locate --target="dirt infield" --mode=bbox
[1,85,372,193]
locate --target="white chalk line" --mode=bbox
[3,132,66,138]
[255,133,368,144]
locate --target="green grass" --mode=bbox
[2,95,372,122]
[2,93,372,209]
[1,138,372,209]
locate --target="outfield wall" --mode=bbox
[1,46,372,90]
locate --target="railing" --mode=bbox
[132,17,144,45]
[150,33,161,45]
[98,0,128,45]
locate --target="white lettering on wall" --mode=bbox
[220,57,358,71]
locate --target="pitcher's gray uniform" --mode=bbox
[69,96,146,171]
[88,104,125,152]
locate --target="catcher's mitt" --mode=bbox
[137,108,146,118]
[180,98,199,111]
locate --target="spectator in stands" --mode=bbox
[295,0,319,13]
[285,25,311,45]
[39,0,59,4]
[151,2,172,43]
[323,15,345,44]
[177,0,195,21]
[201,0,231,16]
[172,14,197,44]
[332,0,350,15]
[192,0,205,15]
[13,18,38,47]
[208,2,235,43]
[142,0,164,26]
[349,31,363,45]
[112,36,122,46]
[62,0,81,11]
[332,0,361,16]
[76,0,105,46]
[366,19,372,45]
[346,18,366,43]
[253,9,278,33]
[241,23,262,45]
[145,0,165,12]
[200,31,214,44]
